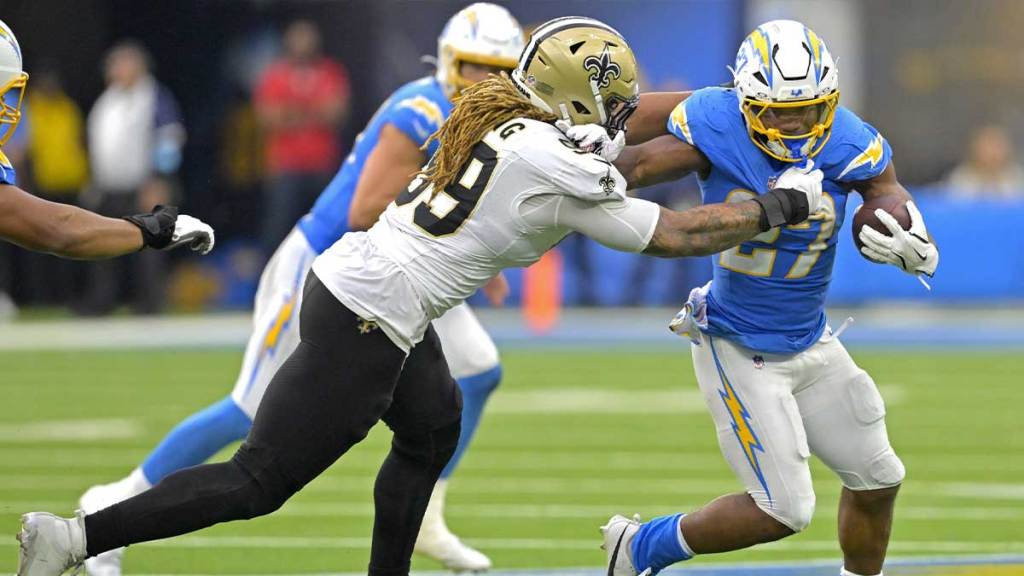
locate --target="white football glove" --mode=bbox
[857,200,938,280]
[555,120,626,162]
[773,159,824,218]
[167,214,215,255]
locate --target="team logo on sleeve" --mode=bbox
[838,133,886,179]
[397,95,445,139]
[583,45,621,89]
[669,104,693,145]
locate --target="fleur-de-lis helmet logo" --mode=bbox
[583,44,621,88]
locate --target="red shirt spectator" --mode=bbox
[254,20,352,255]
[255,22,350,174]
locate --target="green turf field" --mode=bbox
[1,347,1022,573]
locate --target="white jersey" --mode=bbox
[313,118,660,352]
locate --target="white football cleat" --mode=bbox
[601,514,651,576]
[414,527,491,573]
[16,511,87,576]
[414,479,491,572]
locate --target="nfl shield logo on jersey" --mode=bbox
[752,355,765,369]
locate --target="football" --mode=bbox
[852,195,911,252]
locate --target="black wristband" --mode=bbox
[123,205,178,250]
[753,188,809,231]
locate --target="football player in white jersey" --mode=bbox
[16,17,823,576]
[0,20,213,260]
[76,5,521,573]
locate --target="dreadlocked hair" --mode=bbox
[420,74,558,198]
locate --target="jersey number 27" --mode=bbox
[719,189,837,279]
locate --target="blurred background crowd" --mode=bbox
[0,0,1021,318]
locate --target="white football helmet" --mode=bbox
[0,19,27,148]
[731,19,839,162]
[436,3,524,98]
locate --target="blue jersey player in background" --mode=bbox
[602,20,939,576]
[78,4,523,573]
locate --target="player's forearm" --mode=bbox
[644,202,764,258]
[857,163,935,244]
[0,187,145,259]
[615,135,707,190]
[626,91,690,145]
[45,205,145,259]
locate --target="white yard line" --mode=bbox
[0,419,142,442]
[938,482,1024,500]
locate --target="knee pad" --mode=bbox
[231,442,300,518]
[759,492,816,533]
[863,448,906,489]
[432,417,462,461]
[391,417,461,469]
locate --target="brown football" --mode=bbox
[852,196,911,252]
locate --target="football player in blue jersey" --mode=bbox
[596,20,939,576]
[0,20,213,262]
[77,4,522,573]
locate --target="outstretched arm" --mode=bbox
[0,184,213,259]
[546,175,817,260]
[347,124,426,231]
[643,201,766,257]
[0,184,143,258]
[643,163,823,257]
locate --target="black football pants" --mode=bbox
[84,272,463,576]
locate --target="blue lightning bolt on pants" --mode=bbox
[689,332,904,534]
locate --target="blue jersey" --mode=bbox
[667,87,892,353]
[297,77,452,254]
[0,150,16,186]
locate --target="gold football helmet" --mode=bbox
[511,17,639,134]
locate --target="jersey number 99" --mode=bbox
[396,141,499,237]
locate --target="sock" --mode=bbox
[141,396,252,484]
[631,514,693,574]
[841,569,882,576]
[419,479,449,535]
[440,365,501,478]
[116,467,153,500]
